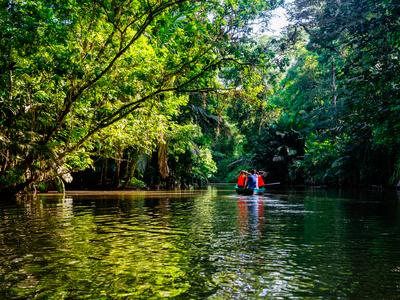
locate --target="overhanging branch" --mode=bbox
[43,0,190,145]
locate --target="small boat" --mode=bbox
[254,188,265,195]
[235,185,265,195]
[235,182,280,195]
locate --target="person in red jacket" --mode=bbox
[237,171,247,188]
[257,171,265,188]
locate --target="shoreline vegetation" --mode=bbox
[1,0,399,196]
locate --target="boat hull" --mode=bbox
[235,186,265,195]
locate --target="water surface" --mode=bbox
[1,187,400,299]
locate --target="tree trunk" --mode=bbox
[331,60,337,108]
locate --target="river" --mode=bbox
[1,186,400,299]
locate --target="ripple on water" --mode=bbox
[1,190,400,298]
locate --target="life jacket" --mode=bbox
[258,175,265,187]
[237,174,245,186]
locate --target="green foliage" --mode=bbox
[192,147,217,181]
[37,182,47,193]
[2,0,398,191]
[167,124,202,159]
[65,150,93,172]
[161,123,217,186]
[290,0,400,186]
[294,134,339,185]
[128,177,147,189]
[0,0,276,194]
[211,0,400,187]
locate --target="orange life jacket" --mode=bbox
[258,175,265,187]
[237,174,246,186]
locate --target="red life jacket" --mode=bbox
[237,175,245,186]
[258,175,265,187]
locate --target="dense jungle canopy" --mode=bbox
[0,0,399,195]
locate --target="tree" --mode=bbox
[0,0,277,195]
[281,0,400,185]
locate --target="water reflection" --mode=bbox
[237,196,265,236]
[0,189,399,298]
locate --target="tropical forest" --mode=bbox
[2,1,400,299]
[1,0,399,195]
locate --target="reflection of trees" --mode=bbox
[281,189,400,297]
[1,195,76,298]
[175,193,272,297]
[0,193,204,298]
[1,190,399,298]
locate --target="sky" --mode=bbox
[251,6,289,37]
[268,7,289,34]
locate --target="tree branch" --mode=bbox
[43,0,189,145]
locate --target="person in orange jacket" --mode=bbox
[237,171,247,188]
[257,171,266,188]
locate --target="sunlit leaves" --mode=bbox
[0,0,279,193]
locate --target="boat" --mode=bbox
[235,185,265,195]
[254,187,265,195]
[234,182,280,195]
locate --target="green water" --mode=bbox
[1,187,400,299]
